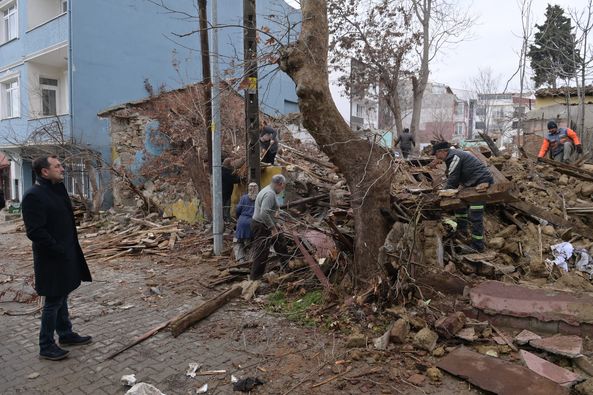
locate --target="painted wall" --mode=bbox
[535,95,593,109]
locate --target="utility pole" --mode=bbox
[198,0,213,173]
[244,0,260,187]
[211,0,223,255]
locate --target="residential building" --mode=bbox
[0,0,299,203]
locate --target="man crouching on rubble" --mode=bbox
[249,174,289,280]
[432,142,494,252]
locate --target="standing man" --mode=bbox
[233,182,259,263]
[394,128,416,159]
[538,120,583,163]
[221,157,241,223]
[250,174,289,280]
[432,142,494,252]
[260,124,279,165]
[22,156,92,361]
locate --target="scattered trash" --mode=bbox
[230,375,239,383]
[27,372,40,379]
[196,370,227,376]
[150,287,161,295]
[196,383,208,394]
[125,382,165,395]
[548,242,574,272]
[186,363,202,378]
[233,377,264,392]
[373,323,392,350]
[121,374,137,386]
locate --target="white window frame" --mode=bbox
[40,77,59,116]
[0,75,20,119]
[1,1,18,44]
[455,123,464,136]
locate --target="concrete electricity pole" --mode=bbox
[211,0,223,255]
[244,0,260,187]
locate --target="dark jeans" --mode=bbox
[250,220,289,279]
[223,196,232,222]
[40,295,73,351]
[401,149,411,159]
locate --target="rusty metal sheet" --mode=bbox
[437,347,569,395]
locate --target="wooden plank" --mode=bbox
[509,200,591,238]
[440,183,516,209]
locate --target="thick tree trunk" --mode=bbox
[278,1,392,286]
[411,0,431,139]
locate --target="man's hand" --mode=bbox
[576,144,583,154]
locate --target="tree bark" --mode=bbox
[410,0,431,139]
[278,1,392,286]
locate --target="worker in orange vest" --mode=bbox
[538,120,583,163]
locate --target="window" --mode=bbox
[40,77,58,116]
[455,102,464,116]
[1,2,18,44]
[1,78,19,118]
[356,103,363,117]
[455,123,464,136]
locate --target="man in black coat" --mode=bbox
[432,142,494,252]
[22,156,92,360]
[260,125,279,165]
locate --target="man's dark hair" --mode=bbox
[33,156,58,178]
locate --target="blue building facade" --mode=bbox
[0,0,299,202]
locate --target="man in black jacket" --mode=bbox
[22,156,92,361]
[432,142,494,252]
[394,128,416,159]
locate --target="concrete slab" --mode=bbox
[515,329,542,345]
[520,350,581,386]
[437,347,569,395]
[470,280,593,326]
[529,335,583,358]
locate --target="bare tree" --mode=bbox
[471,67,502,135]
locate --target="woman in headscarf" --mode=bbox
[233,182,259,263]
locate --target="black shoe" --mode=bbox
[470,241,485,253]
[59,333,92,346]
[40,344,69,361]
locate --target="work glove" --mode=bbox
[576,144,583,154]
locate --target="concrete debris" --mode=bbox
[455,327,477,342]
[515,330,542,345]
[373,324,392,351]
[186,363,202,378]
[413,327,439,352]
[434,312,466,339]
[437,347,569,395]
[475,345,499,358]
[470,280,593,329]
[519,350,581,386]
[125,383,165,395]
[426,367,442,382]
[529,336,583,358]
[389,319,410,343]
[432,346,446,357]
[406,373,426,386]
[121,374,137,386]
[345,334,366,348]
[575,378,593,395]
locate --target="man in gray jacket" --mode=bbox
[250,174,289,279]
[394,128,416,159]
[432,141,494,252]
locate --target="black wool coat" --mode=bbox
[22,177,92,297]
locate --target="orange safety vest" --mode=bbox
[538,128,581,158]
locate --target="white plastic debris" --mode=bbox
[231,375,239,383]
[576,249,593,278]
[125,382,165,395]
[121,374,137,387]
[550,242,574,272]
[196,384,208,394]
[186,362,202,378]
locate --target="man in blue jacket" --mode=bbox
[22,156,92,361]
[432,142,494,252]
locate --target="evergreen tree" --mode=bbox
[528,4,581,88]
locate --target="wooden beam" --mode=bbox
[509,200,591,238]
[440,183,517,209]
